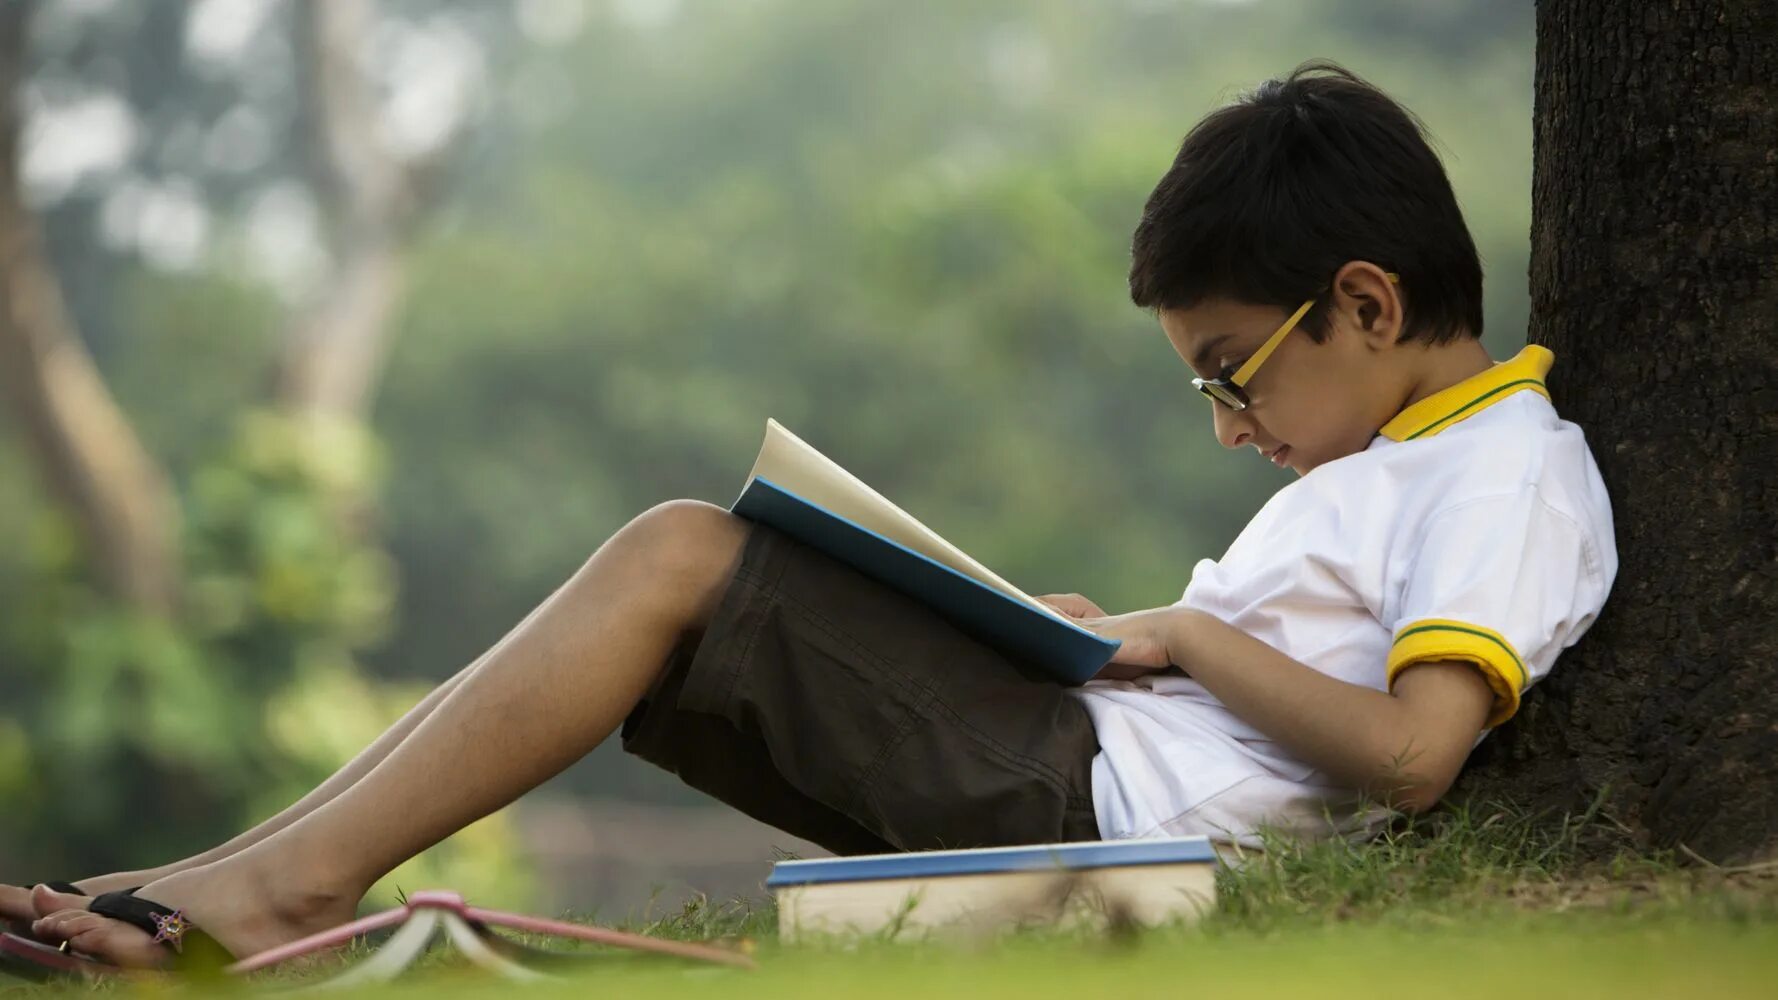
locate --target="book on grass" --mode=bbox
[727,419,1120,685]
[766,835,1219,941]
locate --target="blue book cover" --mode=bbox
[729,475,1119,685]
[766,835,1218,888]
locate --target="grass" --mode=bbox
[6,800,1776,998]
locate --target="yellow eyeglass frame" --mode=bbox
[1192,272,1401,411]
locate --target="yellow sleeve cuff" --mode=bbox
[1386,618,1528,729]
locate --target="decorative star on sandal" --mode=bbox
[148,909,190,953]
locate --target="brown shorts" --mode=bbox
[619,519,1101,856]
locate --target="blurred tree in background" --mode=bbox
[0,0,533,904]
[0,0,1536,908]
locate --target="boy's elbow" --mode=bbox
[1364,778,1445,817]
[1395,752,1469,814]
[1364,748,1462,816]
[1390,782,1448,816]
[1375,665,1494,816]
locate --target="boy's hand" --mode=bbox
[1035,593,1108,619]
[1074,607,1183,680]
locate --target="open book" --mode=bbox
[727,419,1119,684]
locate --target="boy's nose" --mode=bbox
[1212,402,1258,450]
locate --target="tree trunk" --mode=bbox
[0,0,181,615]
[272,0,416,424]
[1453,0,1778,863]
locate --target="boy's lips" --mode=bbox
[1266,445,1290,467]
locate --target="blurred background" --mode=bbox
[0,0,1533,920]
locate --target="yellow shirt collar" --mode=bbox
[1376,344,1555,442]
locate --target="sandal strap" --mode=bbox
[87,891,232,973]
[37,882,83,896]
[87,890,178,941]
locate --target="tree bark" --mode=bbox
[1454,0,1778,863]
[0,0,181,615]
[272,0,417,423]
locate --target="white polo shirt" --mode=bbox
[1073,344,1618,846]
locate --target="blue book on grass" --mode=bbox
[726,419,1119,685]
[765,835,1219,888]
[765,835,1219,939]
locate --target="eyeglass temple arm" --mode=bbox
[1230,272,1400,387]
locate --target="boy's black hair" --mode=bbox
[1129,60,1484,346]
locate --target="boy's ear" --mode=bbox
[1329,261,1403,351]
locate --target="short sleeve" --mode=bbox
[1386,489,1607,729]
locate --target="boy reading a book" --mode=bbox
[10,60,1614,968]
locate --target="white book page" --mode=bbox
[743,418,1075,627]
[777,862,1216,941]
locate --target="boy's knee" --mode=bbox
[615,499,750,618]
[627,499,746,550]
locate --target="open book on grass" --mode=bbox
[726,419,1118,684]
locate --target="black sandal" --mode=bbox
[0,888,229,982]
[84,889,234,974]
[4,881,144,942]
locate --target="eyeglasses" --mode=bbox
[1191,272,1400,412]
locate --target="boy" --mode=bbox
[7,60,1614,967]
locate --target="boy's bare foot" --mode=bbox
[27,861,359,969]
[0,870,166,925]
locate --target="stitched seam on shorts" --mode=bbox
[846,695,929,817]
[1062,801,1100,840]
[735,565,774,589]
[931,695,1082,804]
[777,590,1080,796]
[703,575,775,717]
[772,592,1083,805]
[770,586,935,703]
[734,573,932,817]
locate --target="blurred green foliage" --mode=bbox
[0,0,1535,905]
[1,407,388,867]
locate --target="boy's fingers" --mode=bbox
[66,916,169,968]
[30,907,97,941]
[30,909,169,967]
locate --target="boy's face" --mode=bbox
[1158,268,1410,477]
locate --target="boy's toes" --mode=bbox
[30,884,91,917]
[33,909,168,968]
[0,883,38,923]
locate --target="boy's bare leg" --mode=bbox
[29,500,751,966]
[0,574,580,921]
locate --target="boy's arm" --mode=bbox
[1163,608,1494,813]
